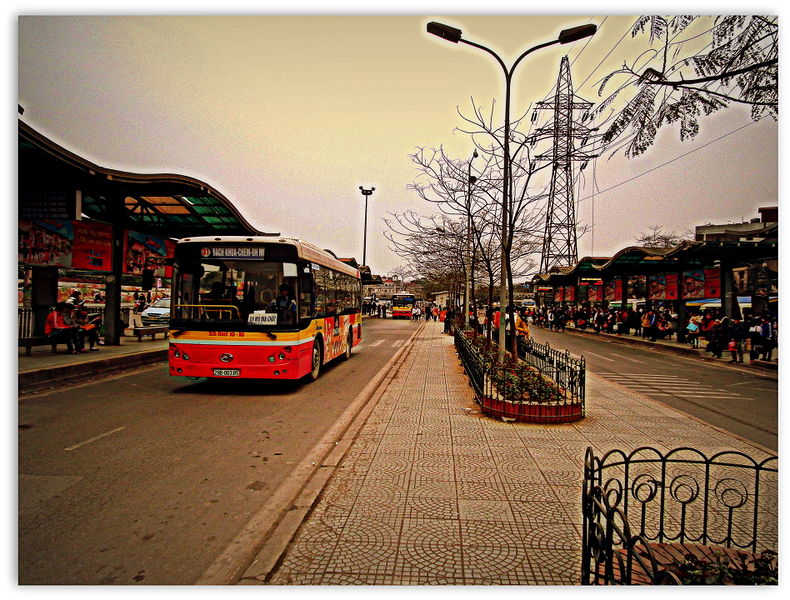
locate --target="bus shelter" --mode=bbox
[18,117,269,345]
[532,239,778,322]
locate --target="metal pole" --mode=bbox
[359,186,375,266]
[464,151,477,328]
[363,195,368,265]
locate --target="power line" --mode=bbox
[578,121,758,203]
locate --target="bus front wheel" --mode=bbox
[308,339,322,381]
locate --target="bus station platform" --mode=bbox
[17,329,169,396]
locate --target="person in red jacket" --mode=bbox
[44,302,84,353]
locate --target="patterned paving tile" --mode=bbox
[264,323,776,587]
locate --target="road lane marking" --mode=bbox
[584,351,615,362]
[368,340,384,347]
[610,353,646,364]
[64,427,126,451]
[393,340,404,348]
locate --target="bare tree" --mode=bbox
[635,225,693,248]
[592,15,778,158]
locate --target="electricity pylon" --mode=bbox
[534,55,597,273]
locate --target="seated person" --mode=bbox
[44,302,84,353]
[270,284,297,325]
[74,302,102,351]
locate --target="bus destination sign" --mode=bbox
[201,246,265,259]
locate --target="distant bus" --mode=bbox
[168,236,362,382]
[390,292,416,319]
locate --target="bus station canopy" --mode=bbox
[19,118,263,239]
[533,239,778,286]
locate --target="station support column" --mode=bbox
[103,194,126,345]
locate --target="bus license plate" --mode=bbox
[213,368,240,377]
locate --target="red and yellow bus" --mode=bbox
[390,292,416,319]
[168,236,361,381]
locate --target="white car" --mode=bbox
[141,298,171,326]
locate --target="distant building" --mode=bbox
[695,206,777,242]
[695,207,778,296]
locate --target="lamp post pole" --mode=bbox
[426,21,596,362]
[359,186,375,266]
[465,150,478,328]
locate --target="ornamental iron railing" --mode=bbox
[454,330,585,422]
[581,446,778,584]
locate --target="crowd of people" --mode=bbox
[527,304,777,363]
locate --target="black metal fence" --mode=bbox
[581,446,778,584]
[454,330,586,422]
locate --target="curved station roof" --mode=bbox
[533,238,778,285]
[19,118,263,239]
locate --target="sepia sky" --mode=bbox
[14,2,782,278]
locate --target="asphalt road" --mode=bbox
[529,326,778,452]
[18,317,419,585]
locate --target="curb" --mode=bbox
[196,322,426,585]
[18,349,168,395]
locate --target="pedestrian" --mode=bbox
[444,307,454,334]
[730,318,747,363]
[760,317,775,360]
[727,338,738,363]
[686,315,701,348]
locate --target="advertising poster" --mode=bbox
[665,273,679,300]
[603,280,615,302]
[18,219,73,267]
[565,285,575,302]
[648,274,667,300]
[628,275,646,299]
[554,287,564,302]
[704,268,721,297]
[124,230,172,276]
[587,284,600,302]
[683,270,705,299]
[614,279,624,301]
[72,220,113,271]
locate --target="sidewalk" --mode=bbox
[244,321,776,585]
[17,328,169,395]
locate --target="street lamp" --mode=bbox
[464,150,478,328]
[359,186,375,266]
[427,20,596,362]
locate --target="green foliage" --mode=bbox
[668,549,778,585]
[594,15,777,158]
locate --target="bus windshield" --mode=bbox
[173,258,304,329]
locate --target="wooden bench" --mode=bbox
[19,336,59,356]
[132,326,170,341]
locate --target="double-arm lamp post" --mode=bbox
[426,21,596,362]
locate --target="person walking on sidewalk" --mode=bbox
[443,307,454,334]
[686,315,701,348]
[760,317,775,360]
[730,318,747,363]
